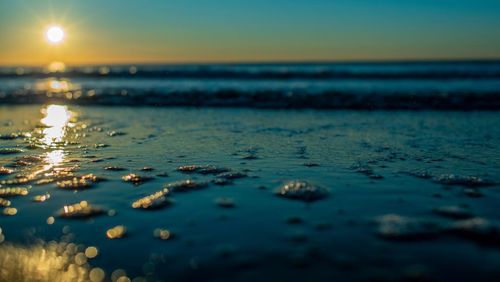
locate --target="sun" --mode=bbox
[46,26,64,44]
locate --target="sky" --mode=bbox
[1,0,500,66]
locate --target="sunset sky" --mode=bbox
[1,0,500,66]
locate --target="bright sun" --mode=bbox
[46,26,64,44]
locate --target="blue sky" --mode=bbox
[1,0,500,65]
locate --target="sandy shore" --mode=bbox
[1,105,500,281]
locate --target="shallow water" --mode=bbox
[1,105,500,281]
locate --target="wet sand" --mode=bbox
[1,105,500,281]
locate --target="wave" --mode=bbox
[1,85,500,110]
[2,61,500,80]
[2,62,500,109]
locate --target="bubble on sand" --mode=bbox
[177,165,229,175]
[433,174,495,187]
[275,180,328,202]
[215,171,247,179]
[106,225,127,239]
[0,177,29,185]
[350,162,383,180]
[405,170,433,179]
[153,228,175,240]
[464,188,483,198]
[446,217,500,244]
[375,214,441,241]
[57,174,103,190]
[0,167,14,175]
[47,216,55,224]
[111,269,128,281]
[140,166,154,171]
[74,252,87,265]
[94,144,109,148]
[211,178,233,186]
[164,179,208,192]
[85,246,99,258]
[3,207,17,216]
[0,187,29,198]
[89,267,106,282]
[433,205,473,219]
[33,193,51,202]
[132,190,172,210]
[122,173,153,185]
[104,166,126,171]
[0,198,11,207]
[11,155,43,167]
[107,131,126,137]
[59,201,105,219]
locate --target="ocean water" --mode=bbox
[1,62,500,282]
[1,61,500,109]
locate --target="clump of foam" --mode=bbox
[275,180,328,202]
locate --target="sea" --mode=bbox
[1,60,500,109]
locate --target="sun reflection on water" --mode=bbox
[45,150,65,167]
[41,105,72,147]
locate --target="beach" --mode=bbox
[1,103,500,281]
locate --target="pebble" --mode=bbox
[106,225,127,239]
[59,201,105,219]
[122,173,153,185]
[275,180,328,202]
[375,214,441,241]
